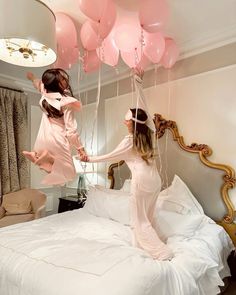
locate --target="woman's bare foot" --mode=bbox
[35,150,54,173]
[22,151,38,163]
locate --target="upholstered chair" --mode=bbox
[0,188,46,228]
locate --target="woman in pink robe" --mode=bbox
[80,104,173,260]
[23,68,87,186]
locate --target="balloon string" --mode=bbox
[164,69,171,189]
[153,64,163,184]
[131,71,135,106]
[154,64,158,88]
[115,70,123,188]
[82,68,101,186]
[90,67,101,153]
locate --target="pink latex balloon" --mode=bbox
[80,20,102,50]
[114,22,142,52]
[143,31,165,63]
[139,0,169,33]
[78,0,109,22]
[136,53,151,71]
[83,50,101,73]
[97,34,119,67]
[160,38,179,69]
[56,13,77,49]
[54,46,79,70]
[121,47,142,68]
[98,0,117,39]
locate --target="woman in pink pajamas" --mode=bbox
[23,68,87,186]
[80,103,173,260]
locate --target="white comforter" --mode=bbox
[0,209,233,295]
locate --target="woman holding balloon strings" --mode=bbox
[79,72,173,261]
[23,68,88,186]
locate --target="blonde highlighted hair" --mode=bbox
[130,108,154,163]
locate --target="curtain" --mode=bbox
[0,88,28,195]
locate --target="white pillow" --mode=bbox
[84,185,208,241]
[156,175,204,215]
[155,210,205,242]
[84,185,130,225]
[120,179,131,193]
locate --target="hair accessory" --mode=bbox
[125,109,147,124]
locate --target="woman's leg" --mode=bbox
[130,189,173,260]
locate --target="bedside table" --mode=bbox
[58,196,84,213]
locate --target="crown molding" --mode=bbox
[179,23,236,59]
[0,73,37,93]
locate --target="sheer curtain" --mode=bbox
[0,87,28,195]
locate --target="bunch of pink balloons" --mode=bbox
[54,0,180,72]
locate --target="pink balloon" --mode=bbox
[160,38,179,69]
[114,22,142,52]
[136,53,151,71]
[98,0,117,39]
[80,20,102,50]
[78,0,110,22]
[97,34,119,67]
[139,0,169,33]
[56,13,77,49]
[121,47,142,68]
[143,31,165,63]
[54,46,79,70]
[83,50,101,73]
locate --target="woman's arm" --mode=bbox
[63,106,83,148]
[63,106,88,160]
[86,136,133,163]
[27,72,42,92]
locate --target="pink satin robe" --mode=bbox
[28,81,83,186]
[89,135,173,260]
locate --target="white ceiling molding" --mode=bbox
[0,73,37,93]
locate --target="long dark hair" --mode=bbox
[130,108,154,163]
[41,68,73,119]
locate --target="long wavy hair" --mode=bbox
[41,68,74,119]
[130,108,154,163]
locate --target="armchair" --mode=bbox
[0,188,46,228]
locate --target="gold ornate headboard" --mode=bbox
[108,114,236,245]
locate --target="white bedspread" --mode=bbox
[0,209,233,295]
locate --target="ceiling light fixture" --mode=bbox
[0,0,57,67]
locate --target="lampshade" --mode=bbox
[0,0,57,67]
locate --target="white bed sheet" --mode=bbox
[0,209,233,295]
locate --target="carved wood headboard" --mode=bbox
[108,114,236,245]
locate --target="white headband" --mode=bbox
[125,110,147,124]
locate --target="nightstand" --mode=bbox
[58,196,84,213]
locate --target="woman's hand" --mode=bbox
[78,147,89,162]
[26,72,35,81]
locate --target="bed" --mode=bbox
[0,114,235,295]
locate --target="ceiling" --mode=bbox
[0,0,236,94]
